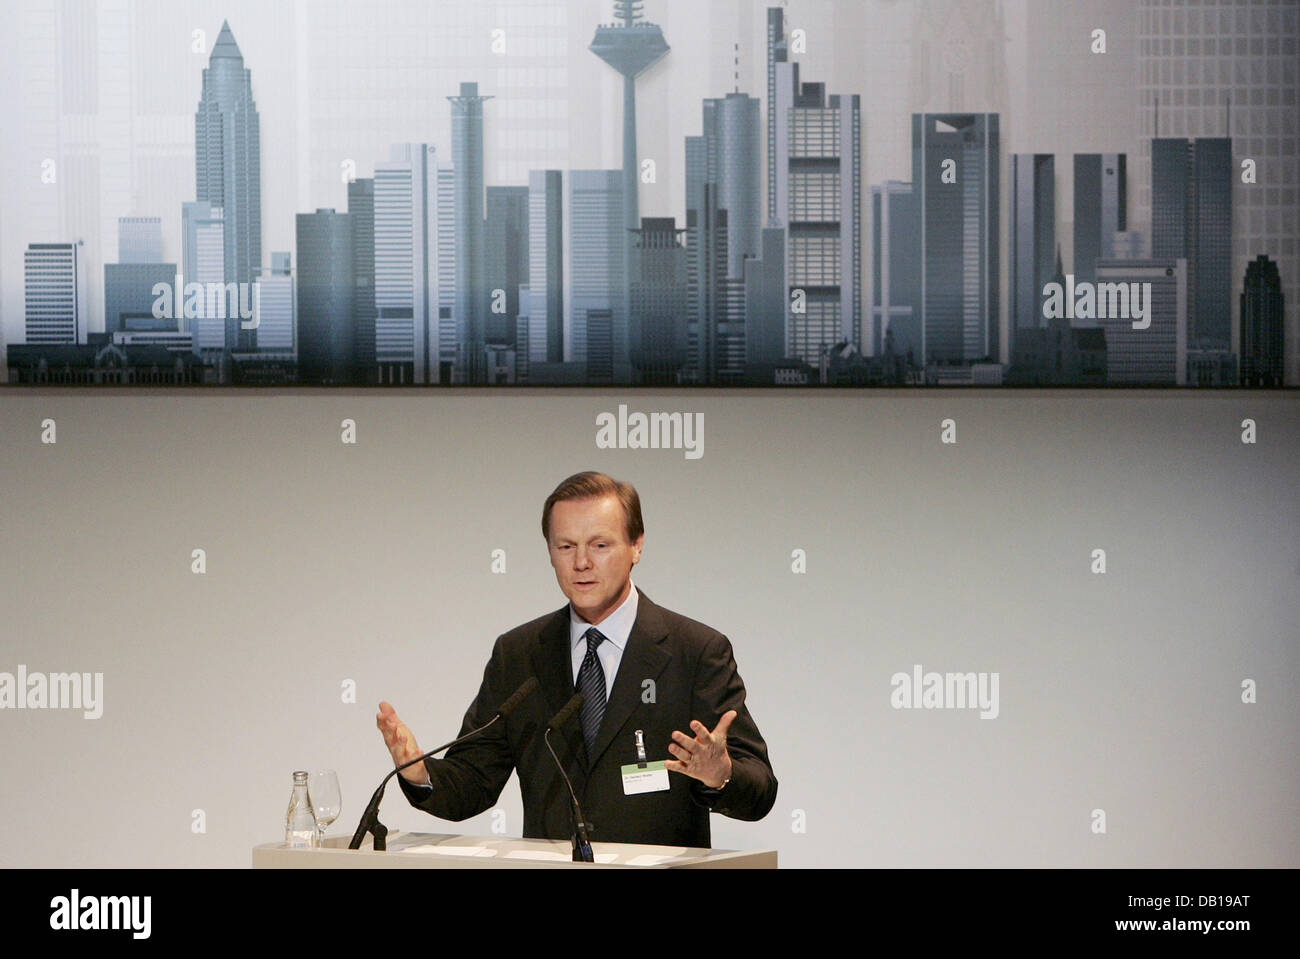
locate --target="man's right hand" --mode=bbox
[376,701,431,786]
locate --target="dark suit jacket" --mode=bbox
[397,590,777,848]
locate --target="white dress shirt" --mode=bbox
[568,580,638,700]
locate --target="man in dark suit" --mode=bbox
[376,471,777,848]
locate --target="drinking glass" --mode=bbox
[310,770,342,846]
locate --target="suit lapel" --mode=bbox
[586,590,672,769]
[528,608,588,772]
[529,606,572,717]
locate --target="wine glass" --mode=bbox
[310,770,342,846]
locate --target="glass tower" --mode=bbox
[195,21,262,352]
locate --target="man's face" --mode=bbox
[547,494,643,625]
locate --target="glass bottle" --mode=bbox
[284,770,317,848]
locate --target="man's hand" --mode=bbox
[376,701,431,786]
[665,710,736,790]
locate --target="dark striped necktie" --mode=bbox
[577,627,607,757]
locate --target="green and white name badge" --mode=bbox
[623,729,670,795]
[621,761,670,795]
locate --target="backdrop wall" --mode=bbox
[0,388,1296,867]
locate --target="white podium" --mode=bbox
[253,831,776,869]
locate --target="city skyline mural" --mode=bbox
[1,0,1294,388]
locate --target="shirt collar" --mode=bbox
[569,580,638,653]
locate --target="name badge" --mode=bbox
[621,761,670,795]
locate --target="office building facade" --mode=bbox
[913,113,1000,365]
[24,242,88,345]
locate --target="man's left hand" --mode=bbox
[666,710,735,789]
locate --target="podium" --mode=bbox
[253,831,776,868]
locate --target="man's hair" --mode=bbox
[542,471,644,544]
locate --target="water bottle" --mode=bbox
[284,770,318,848]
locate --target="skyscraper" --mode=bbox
[773,70,862,364]
[1136,0,1299,385]
[296,209,354,385]
[1239,255,1284,387]
[1095,258,1188,385]
[527,170,566,366]
[871,181,921,362]
[1010,154,1056,348]
[448,82,492,384]
[24,242,87,345]
[703,94,762,279]
[1074,154,1128,287]
[686,93,762,384]
[347,179,376,379]
[567,170,628,383]
[254,253,295,353]
[913,113,1000,365]
[435,161,458,381]
[195,21,261,353]
[744,227,788,368]
[766,7,789,226]
[485,186,530,348]
[685,137,719,383]
[1152,138,1233,352]
[373,143,452,386]
[181,201,227,353]
[629,217,688,384]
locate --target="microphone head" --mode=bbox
[499,677,539,718]
[548,692,584,730]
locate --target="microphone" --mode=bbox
[543,692,594,862]
[495,676,539,720]
[548,691,584,732]
[348,677,539,851]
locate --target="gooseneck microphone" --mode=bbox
[543,692,594,862]
[348,677,539,851]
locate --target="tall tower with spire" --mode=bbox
[448,82,492,384]
[588,1,669,237]
[195,21,262,352]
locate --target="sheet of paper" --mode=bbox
[403,844,496,857]
[623,854,682,866]
[503,849,618,864]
